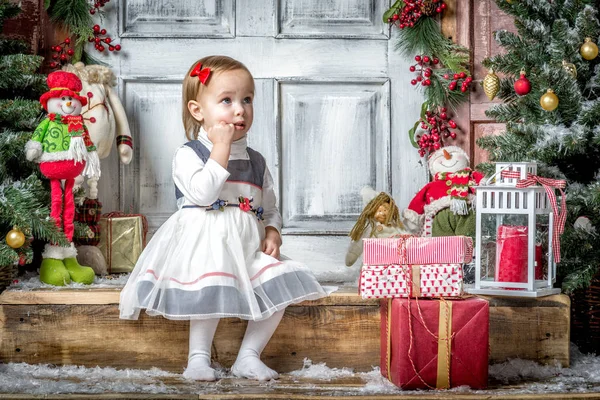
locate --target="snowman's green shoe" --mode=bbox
[39,258,71,286]
[63,257,95,284]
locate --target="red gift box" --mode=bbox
[359,264,463,299]
[381,297,489,390]
[363,236,473,266]
[495,225,543,283]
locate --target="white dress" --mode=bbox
[119,128,327,321]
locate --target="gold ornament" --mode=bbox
[580,37,599,61]
[483,69,500,100]
[5,227,25,249]
[562,60,577,78]
[540,89,559,111]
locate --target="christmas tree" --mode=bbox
[479,0,600,292]
[0,0,68,276]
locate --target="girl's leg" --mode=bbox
[232,309,285,381]
[183,318,220,381]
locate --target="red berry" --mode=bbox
[60,54,67,60]
[95,37,101,44]
[433,142,441,150]
[93,24,100,32]
[90,117,97,123]
[453,73,460,80]
[409,22,414,27]
[409,65,416,72]
[90,8,96,14]
[415,55,421,62]
[115,44,121,51]
[461,86,467,92]
[436,7,442,13]
[440,113,447,120]
[101,29,107,35]
[431,128,438,134]
[449,120,457,128]
[416,76,423,82]
[64,38,71,44]
[424,79,431,86]
[411,79,417,85]
[98,45,105,52]
[104,37,112,44]
[441,107,447,112]
[109,46,115,51]
[87,92,93,98]
[441,2,447,9]
[67,49,74,55]
[432,134,440,142]
[52,54,58,59]
[433,58,439,64]
[443,74,450,79]
[423,56,430,63]
[450,132,457,139]
[49,62,57,68]
[424,70,431,78]
[421,124,427,129]
[449,82,457,90]
[393,14,399,20]
[459,72,466,79]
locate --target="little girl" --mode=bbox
[119,56,328,381]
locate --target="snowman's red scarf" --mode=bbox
[48,113,84,135]
[433,168,478,215]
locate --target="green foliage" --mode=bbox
[47,0,94,63]
[482,0,600,291]
[0,3,68,270]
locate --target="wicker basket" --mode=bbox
[570,273,600,355]
[0,263,16,293]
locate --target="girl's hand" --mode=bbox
[207,121,235,145]
[262,227,282,259]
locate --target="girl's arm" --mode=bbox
[172,146,230,206]
[261,165,282,235]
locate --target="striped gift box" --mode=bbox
[359,264,463,299]
[362,236,473,265]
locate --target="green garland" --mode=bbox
[384,1,472,155]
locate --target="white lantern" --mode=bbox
[466,163,563,297]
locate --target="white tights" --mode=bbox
[183,309,285,381]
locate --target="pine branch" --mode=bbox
[0,99,42,130]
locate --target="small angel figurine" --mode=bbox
[345,187,410,267]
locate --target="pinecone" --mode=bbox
[421,0,437,16]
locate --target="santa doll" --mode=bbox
[403,146,484,237]
[25,71,100,286]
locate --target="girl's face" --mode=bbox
[192,69,254,141]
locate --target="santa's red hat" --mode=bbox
[39,71,88,110]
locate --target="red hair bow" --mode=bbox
[190,63,211,84]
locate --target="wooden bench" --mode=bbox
[0,287,570,372]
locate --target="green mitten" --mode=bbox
[63,257,95,284]
[39,258,71,286]
[431,208,476,238]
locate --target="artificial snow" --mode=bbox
[1,344,599,395]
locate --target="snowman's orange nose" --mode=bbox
[66,101,72,107]
[443,149,451,160]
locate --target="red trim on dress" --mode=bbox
[146,269,238,285]
[250,262,283,281]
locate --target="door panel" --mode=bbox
[98,0,427,281]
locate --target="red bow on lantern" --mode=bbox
[500,170,567,263]
[190,63,211,84]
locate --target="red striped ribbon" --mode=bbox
[500,170,566,262]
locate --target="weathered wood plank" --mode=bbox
[0,287,378,306]
[0,289,570,371]
[482,294,571,367]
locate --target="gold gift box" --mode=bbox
[98,215,145,273]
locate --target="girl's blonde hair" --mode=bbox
[182,55,254,141]
[349,192,404,241]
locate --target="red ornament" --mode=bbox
[514,71,531,96]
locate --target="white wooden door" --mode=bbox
[98,0,427,283]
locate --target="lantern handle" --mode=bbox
[482,164,513,186]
